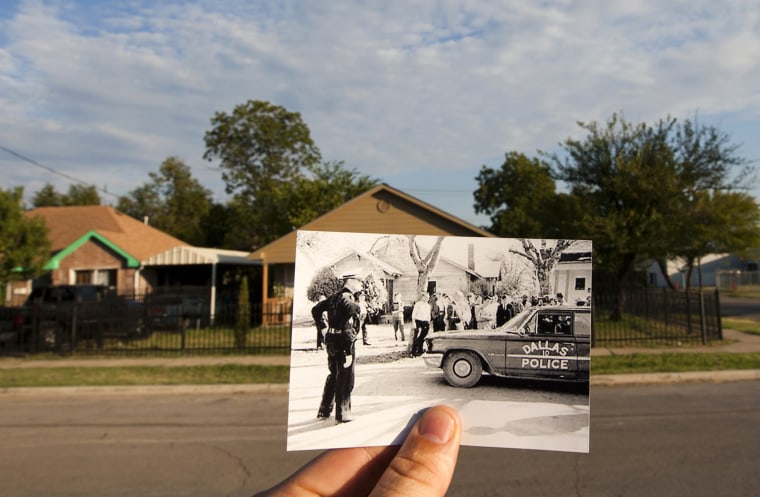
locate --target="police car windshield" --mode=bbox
[497,309,532,331]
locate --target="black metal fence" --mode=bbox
[0,287,724,357]
[592,288,722,347]
[0,300,291,357]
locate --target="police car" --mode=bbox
[423,306,591,387]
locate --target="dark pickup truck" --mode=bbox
[21,284,145,351]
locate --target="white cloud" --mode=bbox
[1,0,759,224]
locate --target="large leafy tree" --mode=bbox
[204,100,377,250]
[286,161,378,228]
[118,157,213,246]
[665,190,760,289]
[551,113,756,317]
[0,187,51,302]
[203,100,322,250]
[475,152,557,236]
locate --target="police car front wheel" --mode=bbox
[442,351,482,388]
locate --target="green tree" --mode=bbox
[0,187,51,302]
[63,184,101,205]
[118,157,213,246]
[286,161,378,228]
[551,113,754,317]
[32,183,101,207]
[474,152,583,238]
[32,183,62,207]
[203,100,321,249]
[667,191,760,289]
[235,276,250,348]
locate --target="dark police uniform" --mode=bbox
[311,287,361,423]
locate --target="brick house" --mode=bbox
[6,205,258,323]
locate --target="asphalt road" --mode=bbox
[720,295,760,320]
[1,380,759,497]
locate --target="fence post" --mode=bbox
[715,288,723,341]
[180,318,187,351]
[699,291,707,345]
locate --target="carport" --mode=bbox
[140,246,261,324]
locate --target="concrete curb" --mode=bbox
[591,369,760,386]
[2,370,759,396]
[0,383,290,397]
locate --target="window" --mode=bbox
[75,270,93,284]
[575,277,586,290]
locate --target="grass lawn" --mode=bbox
[0,364,289,388]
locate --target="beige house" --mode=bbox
[248,183,495,307]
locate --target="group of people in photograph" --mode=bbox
[310,276,590,424]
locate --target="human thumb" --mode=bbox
[370,405,462,497]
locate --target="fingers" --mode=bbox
[369,405,462,497]
[254,445,398,497]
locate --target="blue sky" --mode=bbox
[1,0,759,228]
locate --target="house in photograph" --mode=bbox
[248,183,495,311]
[323,237,485,318]
[553,240,593,305]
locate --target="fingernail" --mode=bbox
[419,408,456,445]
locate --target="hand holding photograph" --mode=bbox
[287,230,591,453]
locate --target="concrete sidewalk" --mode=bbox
[1,328,759,390]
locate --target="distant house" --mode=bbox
[6,206,258,314]
[248,183,495,308]
[644,253,759,289]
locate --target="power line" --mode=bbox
[0,145,120,199]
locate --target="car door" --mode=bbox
[505,308,581,380]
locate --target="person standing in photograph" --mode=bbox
[447,291,465,330]
[311,278,362,424]
[357,291,371,346]
[411,292,432,356]
[392,292,405,341]
[496,294,512,327]
[431,292,447,332]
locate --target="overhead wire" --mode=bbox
[0,145,120,200]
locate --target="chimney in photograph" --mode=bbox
[468,243,475,271]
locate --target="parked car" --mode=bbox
[424,306,591,387]
[23,284,145,351]
[143,293,208,329]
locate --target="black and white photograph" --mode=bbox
[287,230,592,453]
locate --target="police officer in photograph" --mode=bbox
[311,277,362,424]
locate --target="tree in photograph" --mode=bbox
[0,187,51,302]
[407,235,444,296]
[203,100,322,249]
[235,276,250,349]
[118,156,213,246]
[306,266,343,302]
[510,239,575,297]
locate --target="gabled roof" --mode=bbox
[25,205,187,262]
[250,183,494,264]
